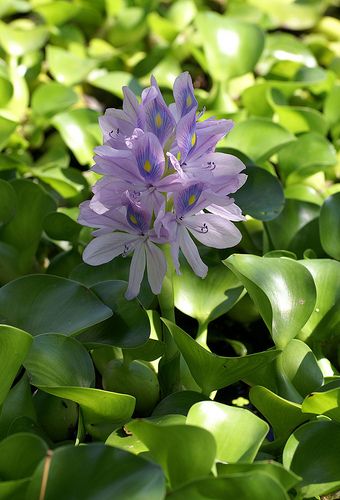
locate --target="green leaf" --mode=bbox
[302,388,340,423]
[163,320,280,395]
[52,109,100,165]
[319,193,340,260]
[127,420,216,489]
[195,13,265,81]
[173,257,243,329]
[24,334,95,387]
[38,386,135,440]
[0,325,32,405]
[31,82,78,117]
[0,116,17,151]
[0,180,16,225]
[0,433,47,480]
[33,1,79,25]
[224,118,295,162]
[168,472,289,500]
[324,84,340,128]
[0,180,56,274]
[0,20,48,56]
[299,259,340,341]
[78,281,150,348]
[152,391,210,417]
[46,45,97,86]
[34,166,88,199]
[233,166,284,221]
[283,420,340,498]
[0,75,13,107]
[88,71,142,99]
[43,212,81,242]
[224,255,316,348]
[187,401,268,463]
[26,444,165,500]
[216,462,301,492]
[278,132,337,182]
[0,275,112,336]
[249,386,311,440]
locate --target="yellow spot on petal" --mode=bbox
[129,214,138,225]
[188,194,196,205]
[176,151,181,161]
[144,160,152,172]
[155,113,163,128]
[191,132,197,147]
[186,95,192,107]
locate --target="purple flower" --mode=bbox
[79,72,247,299]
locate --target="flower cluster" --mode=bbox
[79,73,247,299]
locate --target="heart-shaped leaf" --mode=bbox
[46,46,97,86]
[0,433,47,480]
[302,388,340,423]
[0,275,112,336]
[319,193,340,260]
[31,82,78,117]
[187,401,268,463]
[0,180,16,225]
[224,255,316,348]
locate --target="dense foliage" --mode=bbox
[0,0,340,498]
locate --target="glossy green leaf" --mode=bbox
[0,325,32,405]
[299,259,340,341]
[0,75,13,107]
[195,13,265,81]
[319,193,340,260]
[249,386,311,440]
[168,472,289,500]
[224,255,316,348]
[42,386,134,440]
[283,420,340,498]
[33,1,79,25]
[88,71,142,99]
[152,391,210,417]
[26,444,165,500]
[274,104,328,135]
[216,462,300,492]
[233,166,284,221]
[127,420,216,489]
[46,46,97,86]
[0,275,112,336]
[24,334,95,387]
[163,320,280,395]
[278,132,337,182]
[78,281,150,348]
[0,478,30,500]
[0,433,47,480]
[0,374,36,439]
[0,180,16,225]
[0,20,48,56]
[34,166,88,199]
[31,82,78,117]
[224,118,294,162]
[43,212,81,242]
[187,401,268,463]
[302,388,340,423]
[0,180,56,274]
[324,85,340,128]
[52,109,100,165]
[173,257,242,329]
[0,116,17,151]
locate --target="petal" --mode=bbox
[176,107,197,161]
[173,71,198,119]
[207,203,246,222]
[179,226,208,278]
[93,146,139,181]
[122,86,140,122]
[83,232,138,266]
[132,132,165,182]
[188,118,234,161]
[142,86,175,147]
[126,203,151,233]
[186,213,242,248]
[99,108,135,146]
[125,242,146,300]
[145,241,167,295]
[174,183,204,217]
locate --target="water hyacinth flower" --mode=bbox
[79,72,247,299]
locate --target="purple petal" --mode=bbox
[93,146,140,182]
[122,86,140,122]
[173,71,198,119]
[125,242,146,300]
[83,232,138,265]
[179,227,208,278]
[176,107,197,162]
[99,109,135,147]
[207,203,246,221]
[174,183,204,217]
[142,85,175,147]
[187,118,234,161]
[186,213,242,248]
[126,203,151,234]
[132,132,165,182]
[145,241,167,295]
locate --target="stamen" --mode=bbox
[206,161,216,170]
[109,128,120,138]
[122,244,130,258]
[199,223,208,233]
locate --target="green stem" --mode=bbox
[196,321,209,349]
[158,245,175,323]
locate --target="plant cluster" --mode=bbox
[0,0,339,499]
